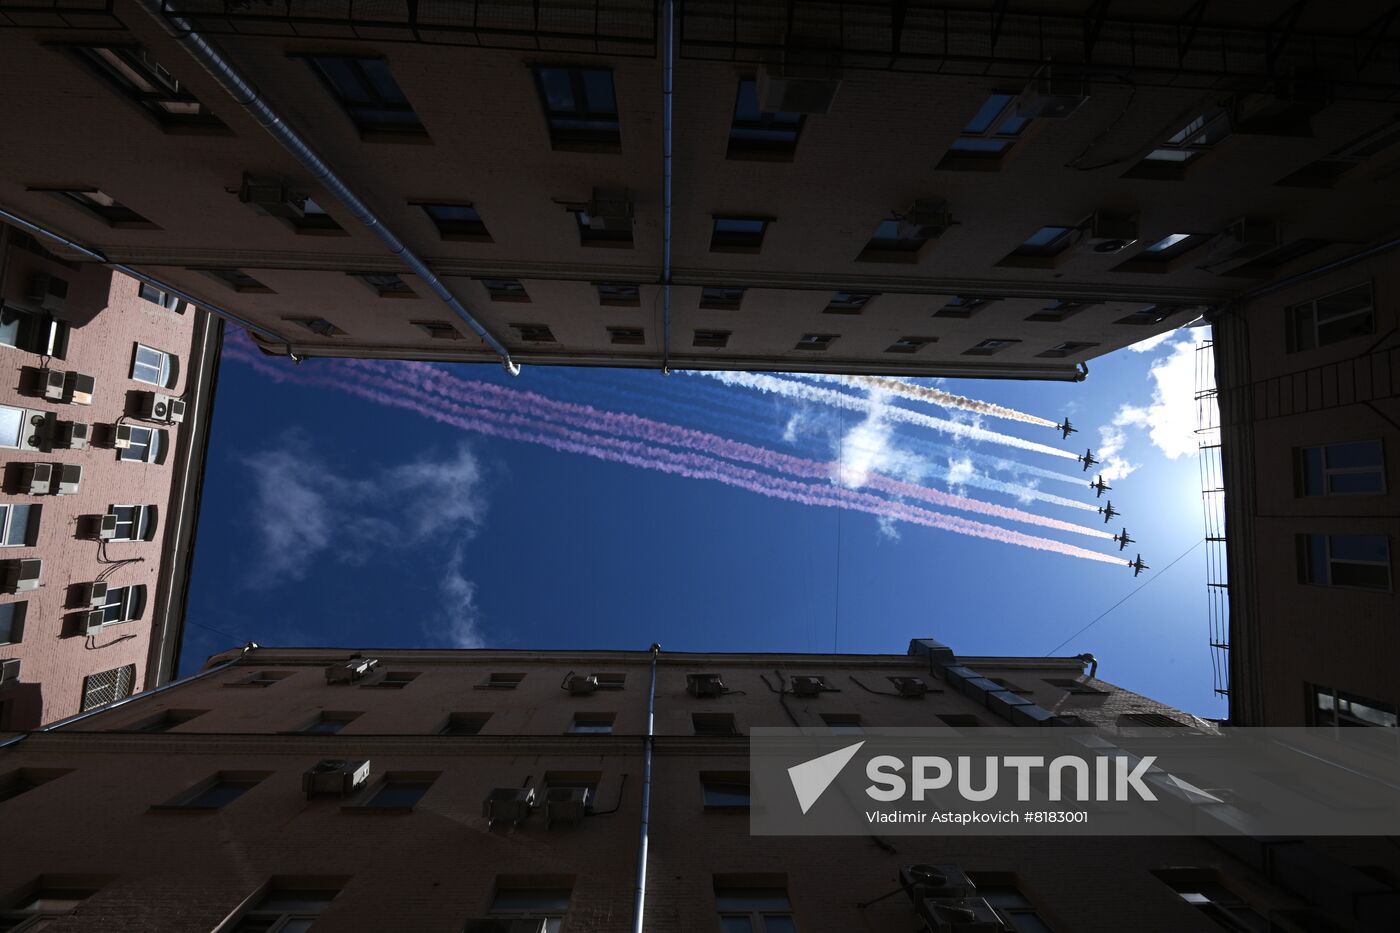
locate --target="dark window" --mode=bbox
[483,278,530,302]
[0,504,39,548]
[1131,232,1206,263]
[353,272,415,297]
[137,282,186,313]
[966,874,1057,932]
[1153,869,1268,933]
[81,665,134,711]
[1036,341,1100,359]
[366,671,419,689]
[532,65,620,150]
[287,318,345,337]
[596,282,640,306]
[795,333,837,351]
[483,672,525,688]
[173,773,265,809]
[359,774,436,809]
[131,709,205,732]
[0,602,25,646]
[714,883,793,931]
[692,713,739,736]
[700,287,745,309]
[824,291,877,314]
[36,188,153,227]
[859,219,928,261]
[1297,534,1391,590]
[820,713,863,734]
[302,712,360,735]
[694,330,731,349]
[441,713,490,735]
[512,324,556,343]
[1115,305,1175,326]
[489,884,572,928]
[230,886,340,932]
[228,670,293,688]
[711,216,769,252]
[196,268,272,293]
[940,93,1031,166]
[1287,284,1374,352]
[595,673,626,689]
[301,55,426,137]
[1128,111,1231,178]
[935,296,997,319]
[412,320,463,340]
[1232,239,1332,278]
[1297,441,1385,496]
[608,326,645,346]
[1011,226,1075,258]
[1118,712,1184,728]
[0,768,69,803]
[1276,120,1400,188]
[963,338,1020,357]
[728,77,804,159]
[937,714,985,727]
[569,713,615,734]
[886,336,936,354]
[1310,685,1397,728]
[575,208,633,246]
[988,677,1033,695]
[72,45,223,130]
[0,884,99,926]
[701,774,751,808]
[414,202,491,241]
[1026,299,1093,323]
[293,196,345,235]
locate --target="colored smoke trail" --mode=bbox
[800,373,1058,427]
[226,345,1121,563]
[687,370,1081,461]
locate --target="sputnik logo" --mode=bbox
[787,741,865,814]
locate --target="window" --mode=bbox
[1276,120,1400,188]
[80,664,135,711]
[483,672,525,689]
[483,278,530,302]
[941,93,1031,165]
[414,202,491,241]
[595,673,626,689]
[988,677,1033,695]
[287,317,345,338]
[1129,111,1231,177]
[0,768,69,803]
[1026,299,1093,323]
[293,196,345,235]
[859,219,930,261]
[1,304,71,356]
[108,505,156,542]
[1287,283,1374,352]
[935,296,998,319]
[163,772,268,809]
[820,713,863,734]
[1115,305,1175,326]
[728,77,804,159]
[825,291,877,314]
[596,282,640,306]
[130,344,175,386]
[714,882,794,932]
[967,874,1055,932]
[1037,341,1099,359]
[694,330,731,349]
[229,885,341,932]
[964,338,1021,357]
[1009,226,1075,259]
[702,774,752,809]
[532,65,620,150]
[795,333,837,352]
[1123,232,1208,267]
[1044,678,1108,696]
[700,286,746,309]
[0,882,99,927]
[568,713,614,734]
[0,504,38,548]
[1298,441,1386,496]
[1153,869,1267,933]
[72,45,221,130]
[33,187,154,227]
[512,324,555,343]
[608,327,645,346]
[886,336,936,354]
[355,773,437,810]
[489,883,572,933]
[937,714,985,728]
[353,272,416,298]
[92,585,145,626]
[302,712,360,735]
[228,670,293,688]
[692,713,739,736]
[711,216,769,252]
[195,268,272,293]
[1118,712,1185,728]
[301,54,426,137]
[130,709,205,732]
[0,602,25,645]
[137,281,185,313]
[441,712,490,735]
[1233,239,1332,278]
[366,671,419,689]
[1310,685,1397,728]
[575,208,633,246]
[118,425,166,464]
[412,320,462,340]
[1298,534,1391,590]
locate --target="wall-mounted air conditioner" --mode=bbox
[114,424,134,449]
[585,188,632,231]
[83,580,109,607]
[545,786,590,826]
[85,609,108,634]
[917,896,1001,932]
[326,658,379,684]
[900,199,953,241]
[27,273,69,314]
[0,658,20,687]
[167,398,187,424]
[302,758,371,798]
[66,372,95,406]
[1084,210,1139,254]
[22,462,54,496]
[43,369,67,402]
[482,787,535,825]
[96,514,118,541]
[566,674,599,696]
[757,60,842,115]
[687,673,724,697]
[790,676,824,697]
[55,463,82,495]
[900,864,977,900]
[25,411,51,450]
[239,174,307,220]
[1015,73,1089,119]
[891,676,930,698]
[3,559,42,594]
[141,392,177,422]
[64,421,90,450]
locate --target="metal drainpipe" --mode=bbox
[660,0,675,375]
[1076,653,1099,679]
[632,643,661,933]
[135,1,519,376]
[0,206,288,349]
[0,643,257,751]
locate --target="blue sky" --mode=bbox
[182,327,1225,718]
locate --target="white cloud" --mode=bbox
[1115,339,1202,461]
[1096,424,1139,483]
[438,545,485,648]
[832,391,927,489]
[1126,329,1178,354]
[945,456,975,488]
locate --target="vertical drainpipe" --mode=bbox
[632,643,662,933]
[660,0,675,374]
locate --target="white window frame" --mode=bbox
[81,664,135,710]
[119,425,164,463]
[0,503,36,548]
[108,504,154,542]
[1300,534,1392,591]
[0,404,25,449]
[1287,283,1374,352]
[715,888,795,933]
[1312,685,1398,728]
[226,889,338,932]
[1299,440,1386,496]
[489,888,571,933]
[131,343,173,387]
[93,585,142,626]
[137,281,186,312]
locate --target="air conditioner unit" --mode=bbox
[84,609,108,634]
[22,462,54,495]
[66,372,95,406]
[27,273,69,314]
[900,199,953,241]
[1015,73,1089,119]
[167,398,188,424]
[483,787,536,825]
[65,421,90,450]
[891,676,930,698]
[900,864,977,900]
[26,411,51,450]
[757,61,842,115]
[326,658,380,684]
[4,559,42,593]
[43,368,68,402]
[687,673,725,698]
[918,897,1002,933]
[96,514,118,541]
[585,188,633,231]
[1203,218,1282,274]
[142,392,177,422]
[461,920,549,933]
[566,674,599,696]
[83,580,109,607]
[0,658,20,687]
[55,463,82,495]
[302,758,371,798]
[1084,211,1139,254]
[545,786,591,826]
[114,423,134,449]
[790,676,824,697]
[239,174,307,220]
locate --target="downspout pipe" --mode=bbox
[1076,653,1099,679]
[660,0,674,374]
[0,206,287,349]
[632,643,661,933]
[137,1,520,376]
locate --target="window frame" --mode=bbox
[710,216,771,253]
[411,201,492,242]
[714,884,794,932]
[795,333,838,352]
[944,92,1032,164]
[482,278,530,302]
[699,286,746,310]
[727,76,804,160]
[693,330,732,349]
[1286,282,1375,353]
[935,296,998,319]
[411,320,463,341]
[488,884,572,933]
[130,343,174,387]
[595,282,641,306]
[30,186,157,229]
[1129,110,1232,178]
[226,884,342,932]
[160,771,268,810]
[440,712,490,735]
[107,504,156,543]
[298,54,427,139]
[858,219,929,262]
[1309,684,1398,728]
[92,584,145,626]
[137,281,186,313]
[194,268,273,294]
[349,771,438,811]
[80,664,135,711]
[701,773,753,809]
[824,291,877,314]
[692,712,739,736]
[963,338,1022,357]
[0,601,26,646]
[68,43,224,132]
[530,64,621,151]
[886,336,936,354]
[118,425,165,464]
[0,503,39,548]
[568,713,615,734]
[1297,533,1392,591]
[607,326,645,346]
[1297,440,1386,497]
[512,323,556,344]
[351,272,417,299]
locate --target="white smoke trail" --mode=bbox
[799,373,1057,427]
